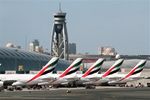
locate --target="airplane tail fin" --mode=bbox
[27,57,59,83]
[120,60,146,81]
[59,58,83,78]
[82,58,105,77]
[102,59,124,78]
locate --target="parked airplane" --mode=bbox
[37,58,83,86]
[108,60,147,86]
[57,58,105,86]
[79,59,124,86]
[71,58,105,86]
[82,58,105,78]
[0,57,59,89]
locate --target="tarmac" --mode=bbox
[0,87,150,100]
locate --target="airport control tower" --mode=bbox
[51,8,69,60]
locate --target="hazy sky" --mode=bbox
[0,0,149,55]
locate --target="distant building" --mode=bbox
[29,39,43,53]
[6,43,21,49]
[29,42,34,52]
[68,43,76,54]
[35,46,44,53]
[6,43,15,48]
[32,39,39,47]
[99,46,116,56]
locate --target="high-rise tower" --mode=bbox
[51,7,69,60]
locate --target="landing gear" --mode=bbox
[32,85,42,90]
[0,86,4,92]
[68,81,77,87]
[15,86,23,91]
[6,86,23,91]
[85,85,95,89]
[52,84,59,88]
[7,86,14,91]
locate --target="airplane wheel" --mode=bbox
[0,87,4,92]
[15,86,23,91]
[85,85,95,89]
[7,86,14,91]
[52,85,59,88]
[68,81,77,87]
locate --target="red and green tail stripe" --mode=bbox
[120,60,146,81]
[102,59,124,78]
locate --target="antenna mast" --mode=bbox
[59,2,62,12]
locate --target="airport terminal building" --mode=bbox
[0,47,69,74]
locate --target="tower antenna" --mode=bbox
[59,2,62,12]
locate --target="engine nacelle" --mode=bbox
[12,81,25,86]
[38,82,49,85]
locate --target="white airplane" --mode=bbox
[108,60,147,86]
[71,58,105,86]
[57,58,105,86]
[81,58,105,77]
[79,59,124,86]
[37,58,83,86]
[0,57,59,88]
